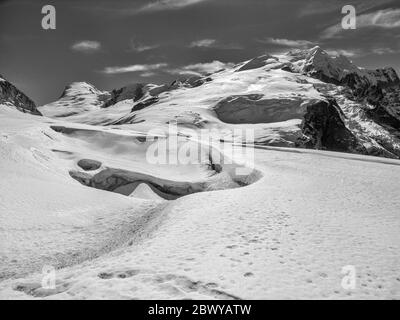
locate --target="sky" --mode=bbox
[1,0,399,105]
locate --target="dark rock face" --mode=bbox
[369,67,400,88]
[168,76,213,90]
[361,79,400,134]
[0,76,42,115]
[131,96,159,112]
[293,49,400,153]
[184,76,212,88]
[304,69,342,87]
[102,84,145,108]
[298,99,364,153]
[346,75,400,135]
[102,76,213,112]
[366,97,400,131]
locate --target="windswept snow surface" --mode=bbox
[0,106,399,299]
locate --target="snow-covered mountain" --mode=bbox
[1,47,400,299]
[38,46,400,159]
[39,82,110,118]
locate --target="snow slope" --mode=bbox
[0,106,257,279]
[1,104,400,299]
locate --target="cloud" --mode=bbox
[129,40,159,52]
[298,0,395,17]
[140,72,157,77]
[139,0,208,12]
[258,37,315,48]
[325,47,399,58]
[71,40,101,53]
[321,8,400,39]
[189,39,217,48]
[371,47,399,55]
[75,0,209,16]
[103,60,234,77]
[325,49,360,57]
[189,39,243,50]
[167,61,235,76]
[101,63,168,74]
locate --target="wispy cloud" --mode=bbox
[140,72,157,77]
[139,0,208,12]
[189,38,243,50]
[321,8,400,38]
[258,37,315,48]
[74,0,209,16]
[167,61,234,76]
[325,49,360,57]
[371,47,399,55]
[189,39,217,48]
[129,40,159,52]
[325,47,399,58]
[298,0,395,17]
[71,40,101,53]
[101,63,168,74]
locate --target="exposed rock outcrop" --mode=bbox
[131,96,159,112]
[297,99,364,153]
[0,74,41,115]
[102,84,145,108]
[77,159,102,171]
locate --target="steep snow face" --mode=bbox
[368,67,399,87]
[39,82,110,118]
[0,75,41,116]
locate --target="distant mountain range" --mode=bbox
[2,46,400,159]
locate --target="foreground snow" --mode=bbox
[0,107,399,299]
